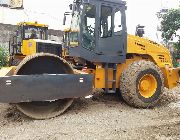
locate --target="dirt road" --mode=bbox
[0,86,179,140]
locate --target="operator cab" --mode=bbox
[17,22,48,40]
[10,22,48,55]
[22,25,48,40]
[9,22,62,66]
[65,0,127,63]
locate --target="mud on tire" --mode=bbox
[120,60,164,108]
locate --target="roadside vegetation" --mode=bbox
[161,8,180,67]
[0,45,9,68]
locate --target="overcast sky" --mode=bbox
[0,0,179,41]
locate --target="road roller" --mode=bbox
[0,0,179,119]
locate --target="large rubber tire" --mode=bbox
[14,53,74,119]
[120,60,164,108]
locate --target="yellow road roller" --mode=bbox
[0,0,179,119]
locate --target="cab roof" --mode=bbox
[17,22,48,28]
[98,0,126,4]
[82,0,126,5]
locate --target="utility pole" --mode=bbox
[156,0,170,46]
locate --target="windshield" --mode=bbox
[69,31,79,46]
[69,8,81,47]
[69,3,96,50]
[82,4,96,51]
[24,26,47,40]
[70,11,80,32]
[70,32,78,42]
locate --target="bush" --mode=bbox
[172,42,180,67]
[0,46,9,68]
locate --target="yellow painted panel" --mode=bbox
[0,67,16,77]
[17,22,48,27]
[21,40,36,56]
[95,68,113,88]
[94,55,179,89]
[70,42,79,47]
[127,34,173,68]
[95,56,144,89]
[161,67,180,89]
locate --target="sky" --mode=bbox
[0,0,179,42]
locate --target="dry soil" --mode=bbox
[0,86,179,140]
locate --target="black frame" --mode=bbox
[9,25,49,56]
[22,25,48,40]
[69,0,127,63]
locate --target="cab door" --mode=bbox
[96,3,127,63]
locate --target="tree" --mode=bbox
[161,8,180,42]
[161,8,180,67]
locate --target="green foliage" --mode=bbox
[161,8,180,41]
[173,42,180,53]
[0,46,9,68]
[172,42,180,67]
[161,8,180,67]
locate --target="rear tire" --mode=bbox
[120,60,164,108]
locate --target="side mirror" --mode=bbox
[69,4,73,10]
[63,14,66,25]
[14,30,19,36]
[17,41,22,46]
[63,12,72,25]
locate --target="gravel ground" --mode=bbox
[0,86,179,140]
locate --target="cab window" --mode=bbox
[24,26,47,40]
[114,9,123,36]
[100,6,112,38]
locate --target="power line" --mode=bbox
[23,8,61,22]
[0,1,63,29]
[23,9,29,21]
